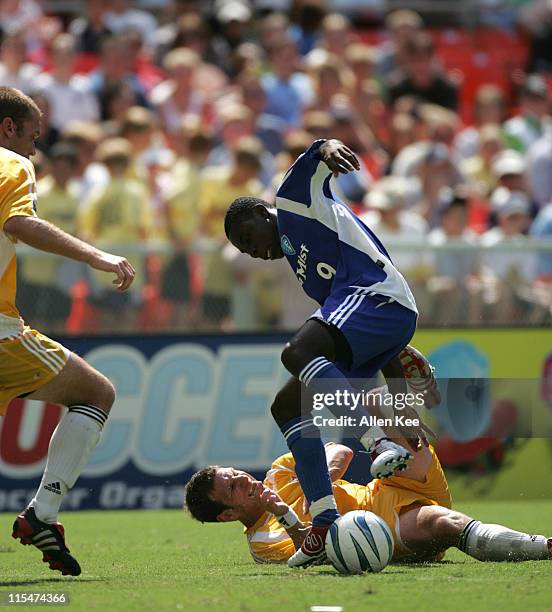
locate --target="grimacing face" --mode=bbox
[210,467,265,519]
[228,205,283,260]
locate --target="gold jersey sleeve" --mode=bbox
[0,149,37,227]
[0,148,37,322]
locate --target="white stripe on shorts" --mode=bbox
[20,334,63,374]
[331,289,370,329]
[327,288,363,326]
[25,332,66,370]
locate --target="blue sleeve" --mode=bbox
[276,140,331,207]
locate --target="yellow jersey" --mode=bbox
[245,448,451,564]
[0,146,37,336]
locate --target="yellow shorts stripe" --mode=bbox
[19,333,64,374]
[0,326,69,415]
[25,331,66,371]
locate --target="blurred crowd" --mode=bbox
[1,0,552,333]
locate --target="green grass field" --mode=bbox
[1,501,551,612]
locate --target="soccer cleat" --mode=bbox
[12,507,81,576]
[287,524,330,568]
[369,438,412,479]
[399,345,441,409]
[548,538,552,559]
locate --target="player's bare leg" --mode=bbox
[12,353,115,576]
[399,504,552,562]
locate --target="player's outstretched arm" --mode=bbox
[4,215,135,291]
[317,139,361,177]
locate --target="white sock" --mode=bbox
[359,384,397,452]
[359,426,387,452]
[30,404,108,523]
[459,520,551,561]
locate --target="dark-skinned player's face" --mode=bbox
[229,205,284,260]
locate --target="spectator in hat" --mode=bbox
[503,74,551,152]
[491,149,528,193]
[385,31,459,111]
[427,187,482,325]
[490,149,539,220]
[481,187,533,322]
[360,176,428,274]
[211,1,254,76]
[376,9,424,78]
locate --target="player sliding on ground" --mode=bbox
[185,440,552,565]
[0,86,135,575]
[224,138,437,566]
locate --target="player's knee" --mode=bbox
[88,373,116,414]
[426,509,468,543]
[281,341,318,377]
[270,389,298,427]
[101,378,116,412]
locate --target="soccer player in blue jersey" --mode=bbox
[224,139,436,567]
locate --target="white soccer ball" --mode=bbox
[325,510,394,574]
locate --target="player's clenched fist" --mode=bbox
[318,139,361,177]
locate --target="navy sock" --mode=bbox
[300,357,372,440]
[281,416,339,527]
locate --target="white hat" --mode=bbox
[490,187,530,216]
[364,176,407,210]
[217,1,251,23]
[491,150,526,178]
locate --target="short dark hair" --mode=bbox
[0,86,41,133]
[185,466,230,523]
[224,196,267,240]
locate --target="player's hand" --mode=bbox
[319,139,361,177]
[89,250,136,291]
[394,405,436,451]
[249,481,288,516]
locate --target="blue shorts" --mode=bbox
[311,286,417,379]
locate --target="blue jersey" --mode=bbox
[275,141,417,314]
